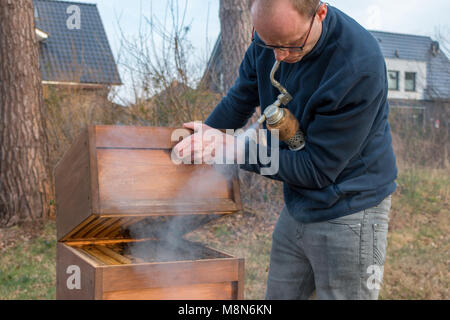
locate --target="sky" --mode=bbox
[64,0,450,103]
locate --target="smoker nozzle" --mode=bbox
[270,61,293,106]
[257,114,266,124]
[258,61,294,126]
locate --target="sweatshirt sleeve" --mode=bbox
[205,43,260,130]
[242,70,386,189]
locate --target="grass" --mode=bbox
[379,166,449,299]
[0,166,448,300]
[0,222,56,299]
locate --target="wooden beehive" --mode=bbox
[55,125,244,300]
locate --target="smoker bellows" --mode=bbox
[55,125,244,300]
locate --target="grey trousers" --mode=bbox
[266,196,391,300]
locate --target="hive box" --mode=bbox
[55,125,244,300]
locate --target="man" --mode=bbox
[174,0,397,299]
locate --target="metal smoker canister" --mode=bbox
[258,61,305,151]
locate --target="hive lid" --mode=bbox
[55,125,241,242]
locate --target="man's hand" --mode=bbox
[172,122,241,165]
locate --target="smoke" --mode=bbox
[91,125,239,267]
[89,124,277,266]
[124,162,237,264]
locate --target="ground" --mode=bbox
[0,166,448,300]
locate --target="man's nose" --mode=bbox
[274,48,290,61]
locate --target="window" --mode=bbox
[405,72,416,92]
[388,70,399,90]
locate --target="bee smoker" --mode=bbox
[257,61,305,151]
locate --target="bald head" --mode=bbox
[251,0,304,46]
[250,0,327,63]
[250,0,320,18]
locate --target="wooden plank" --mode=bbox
[65,237,158,246]
[89,126,100,213]
[95,125,191,149]
[82,246,122,265]
[72,216,103,239]
[237,258,245,300]
[76,249,106,266]
[56,243,98,299]
[55,127,92,240]
[102,259,241,292]
[94,268,103,300]
[99,199,238,215]
[104,217,145,238]
[102,282,233,300]
[60,215,97,242]
[96,149,233,208]
[83,217,117,239]
[96,245,131,264]
[95,218,124,238]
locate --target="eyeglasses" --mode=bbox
[251,2,323,53]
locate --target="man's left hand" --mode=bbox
[172,122,239,164]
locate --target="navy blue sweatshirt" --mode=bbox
[205,5,398,223]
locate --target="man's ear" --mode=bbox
[317,3,327,22]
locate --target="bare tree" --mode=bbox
[0,0,52,226]
[219,0,281,211]
[219,0,252,93]
[116,0,221,126]
[434,25,450,58]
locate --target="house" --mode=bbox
[203,30,449,128]
[33,0,121,91]
[371,30,449,127]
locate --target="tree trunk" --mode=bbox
[220,0,273,212]
[0,0,52,227]
[219,0,252,94]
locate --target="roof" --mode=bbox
[370,30,450,99]
[201,33,223,93]
[34,0,121,85]
[204,30,450,100]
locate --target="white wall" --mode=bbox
[385,58,427,100]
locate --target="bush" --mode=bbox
[389,104,449,169]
